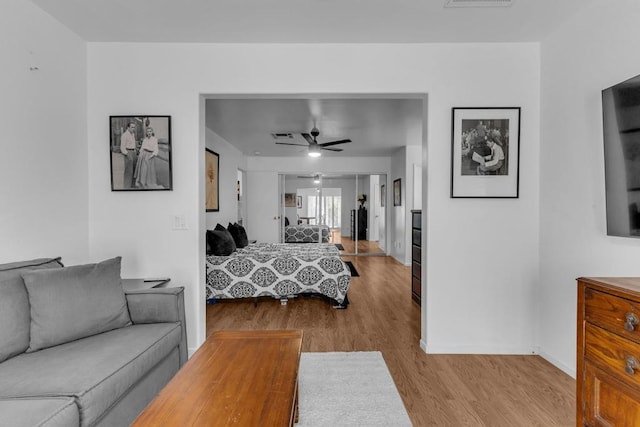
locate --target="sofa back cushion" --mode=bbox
[0,257,63,363]
[22,257,132,352]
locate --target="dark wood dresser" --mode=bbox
[577,277,640,426]
[411,210,421,305]
[350,208,367,240]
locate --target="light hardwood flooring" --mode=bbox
[206,255,575,426]
[332,233,385,254]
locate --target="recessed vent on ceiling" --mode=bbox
[445,0,513,7]
[271,132,294,140]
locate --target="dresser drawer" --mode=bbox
[583,360,640,426]
[412,245,420,263]
[412,229,421,245]
[585,288,640,343]
[412,261,421,281]
[585,323,640,388]
[412,211,421,229]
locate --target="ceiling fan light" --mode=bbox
[308,146,321,157]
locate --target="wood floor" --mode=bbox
[332,233,385,254]
[206,256,575,426]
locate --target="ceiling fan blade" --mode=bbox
[322,147,343,152]
[275,142,308,146]
[301,133,314,145]
[319,139,352,147]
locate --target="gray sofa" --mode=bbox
[0,256,187,427]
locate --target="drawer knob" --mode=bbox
[625,356,639,376]
[625,312,639,332]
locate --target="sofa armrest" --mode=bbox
[125,287,188,366]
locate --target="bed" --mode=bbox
[284,224,331,243]
[206,242,350,307]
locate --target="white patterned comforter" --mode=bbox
[285,225,330,243]
[206,243,350,304]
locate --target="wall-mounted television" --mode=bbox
[603,73,640,237]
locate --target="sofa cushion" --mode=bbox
[0,257,63,363]
[0,397,79,427]
[22,257,131,352]
[0,323,181,427]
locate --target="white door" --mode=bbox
[371,179,380,241]
[246,171,280,243]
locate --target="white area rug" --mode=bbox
[297,351,412,426]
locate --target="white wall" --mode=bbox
[538,0,640,376]
[204,128,248,229]
[390,148,408,263]
[422,44,540,355]
[389,146,423,265]
[0,0,89,265]
[85,43,541,358]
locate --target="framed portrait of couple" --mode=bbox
[109,115,173,191]
[205,148,220,212]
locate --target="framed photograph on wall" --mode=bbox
[393,178,402,206]
[284,193,296,207]
[109,116,172,191]
[451,107,521,198]
[205,148,219,212]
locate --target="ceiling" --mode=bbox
[28,0,593,158]
[205,97,424,157]
[29,0,592,43]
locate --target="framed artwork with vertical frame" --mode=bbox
[205,148,219,212]
[284,193,296,207]
[451,107,521,198]
[393,178,402,206]
[109,115,172,191]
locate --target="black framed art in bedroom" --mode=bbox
[393,178,402,206]
[109,116,173,191]
[205,148,219,212]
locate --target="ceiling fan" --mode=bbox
[275,126,351,157]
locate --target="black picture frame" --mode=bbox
[205,148,219,212]
[109,116,172,191]
[393,179,402,206]
[450,107,521,198]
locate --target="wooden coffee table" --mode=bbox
[131,329,303,426]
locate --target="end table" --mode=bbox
[122,278,170,291]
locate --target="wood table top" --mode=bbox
[131,329,303,426]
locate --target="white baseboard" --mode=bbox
[421,343,575,378]
[538,351,576,378]
[424,344,538,355]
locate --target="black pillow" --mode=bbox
[206,224,236,256]
[228,222,249,248]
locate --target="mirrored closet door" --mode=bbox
[280,173,387,256]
